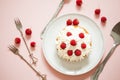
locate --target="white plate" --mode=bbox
[42,13,104,75]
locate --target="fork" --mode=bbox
[14,18,38,65]
[8,45,46,80]
[40,0,65,39]
[91,22,120,80]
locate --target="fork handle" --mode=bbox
[17,53,46,80]
[91,43,119,80]
[19,30,31,54]
[19,29,38,65]
[40,0,64,39]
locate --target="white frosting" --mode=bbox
[56,25,92,62]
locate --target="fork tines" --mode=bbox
[14,18,22,30]
[8,45,18,55]
[112,22,120,35]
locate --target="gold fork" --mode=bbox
[14,18,38,65]
[8,45,46,80]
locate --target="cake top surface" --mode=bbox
[56,25,92,62]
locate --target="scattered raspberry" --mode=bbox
[30,41,36,47]
[95,9,101,15]
[73,19,79,25]
[76,0,83,6]
[101,16,107,23]
[79,33,85,38]
[15,37,21,44]
[81,43,86,49]
[66,32,72,36]
[70,39,77,46]
[60,42,66,49]
[25,28,32,35]
[66,19,72,26]
[67,50,73,56]
[75,49,81,56]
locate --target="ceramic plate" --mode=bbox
[42,13,104,75]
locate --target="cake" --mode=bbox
[56,21,92,62]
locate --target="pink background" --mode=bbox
[0,0,120,80]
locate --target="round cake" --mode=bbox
[56,25,92,62]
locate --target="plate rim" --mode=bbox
[42,13,105,75]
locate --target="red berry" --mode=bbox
[73,19,79,25]
[79,33,85,38]
[30,41,36,47]
[95,9,101,15]
[25,28,32,35]
[66,19,72,26]
[101,16,107,23]
[66,32,72,36]
[15,37,21,44]
[75,49,81,56]
[81,43,86,49]
[67,50,73,56]
[60,42,66,49]
[70,39,77,46]
[76,0,82,6]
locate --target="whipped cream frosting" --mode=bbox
[56,25,92,62]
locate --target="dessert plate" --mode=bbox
[42,13,104,75]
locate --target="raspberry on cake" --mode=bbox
[56,19,92,62]
[66,32,72,36]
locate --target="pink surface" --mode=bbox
[0,0,120,80]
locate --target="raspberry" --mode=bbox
[60,42,66,49]
[25,28,32,35]
[101,16,107,23]
[75,49,81,56]
[15,37,21,44]
[95,9,101,15]
[67,50,73,56]
[79,33,85,38]
[70,39,77,46]
[66,19,72,26]
[73,19,79,25]
[76,0,82,6]
[81,43,86,49]
[30,41,36,47]
[66,32,72,36]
